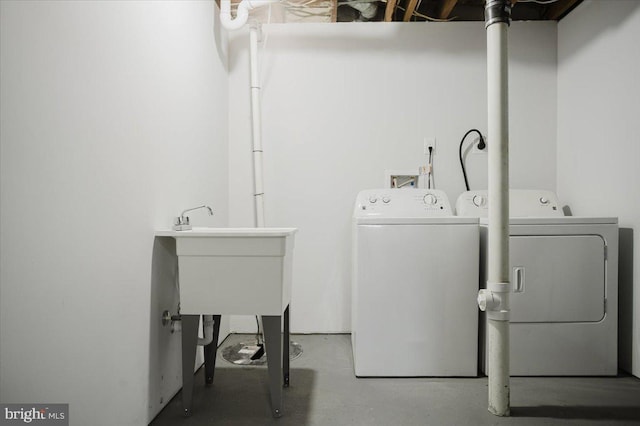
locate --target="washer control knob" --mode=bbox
[539,197,550,205]
[369,196,378,204]
[423,194,438,205]
[472,195,486,207]
[382,196,391,204]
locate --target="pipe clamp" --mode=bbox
[485,0,511,28]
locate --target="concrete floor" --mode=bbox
[151,334,640,426]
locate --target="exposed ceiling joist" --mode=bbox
[385,0,398,21]
[438,0,458,19]
[230,0,584,23]
[403,0,420,21]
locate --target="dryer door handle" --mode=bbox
[513,267,525,293]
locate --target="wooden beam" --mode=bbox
[545,0,582,20]
[438,0,458,19]
[403,0,419,21]
[330,0,338,22]
[384,0,398,21]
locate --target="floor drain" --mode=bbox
[221,340,303,366]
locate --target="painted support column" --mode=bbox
[479,0,512,417]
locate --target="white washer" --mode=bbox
[352,189,479,377]
[456,189,618,376]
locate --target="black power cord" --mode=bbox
[458,128,486,191]
[251,315,265,360]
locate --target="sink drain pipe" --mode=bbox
[477,0,511,417]
[220,0,277,228]
[220,0,280,346]
[248,22,266,227]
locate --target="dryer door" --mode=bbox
[509,235,606,323]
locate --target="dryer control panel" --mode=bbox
[455,189,563,217]
[354,189,452,217]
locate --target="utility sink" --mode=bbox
[156,227,297,315]
[156,227,298,418]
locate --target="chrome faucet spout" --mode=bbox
[180,205,214,218]
[173,205,214,231]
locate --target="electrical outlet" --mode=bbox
[472,135,487,154]
[424,137,436,155]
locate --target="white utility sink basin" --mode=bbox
[156,227,297,315]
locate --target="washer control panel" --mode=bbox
[355,189,453,217]
[455,189,563,217]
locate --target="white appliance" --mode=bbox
[352,189,479,377]
[456,189,618,376]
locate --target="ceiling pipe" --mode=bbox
[220,0,251,30]
[478,0,512,417]
[220,0,278,31]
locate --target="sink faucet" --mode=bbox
[173,205,214,231]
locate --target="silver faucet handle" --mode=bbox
[174,216,190,225]
[173,216,192,231]
[173,205,213,231]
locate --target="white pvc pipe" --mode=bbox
[249,24,266,228]
[219,4,270,343]
[220,0,250,30]
[486,16,511,417]
[219,0,272,228]
[197,315,215,346]
[249,25,267,341]
[220,0,278,31]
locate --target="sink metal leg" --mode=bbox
[204,315,221,385]
[283,305,290,387]
[181,315,199,417]
[262,315,283,418]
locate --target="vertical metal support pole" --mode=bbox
[484,0,511,417]
[204,315,222,385]
[283,305,290,387]
[181,315,200,417]
[262,315,283,418]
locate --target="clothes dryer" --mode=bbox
[456,189,618,376]
[352,189,479,377]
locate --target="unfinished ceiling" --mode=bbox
[229,0,582,24]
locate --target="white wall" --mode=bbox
[228,22,557,332]
[557,0,640,377]
[0,1,229,424]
